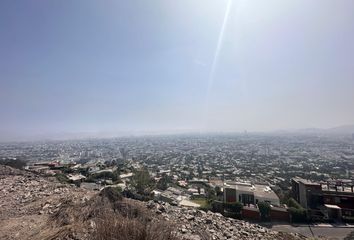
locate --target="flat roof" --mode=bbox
[226,183,279,200]
[253,185,279,200]
[235,184,254,193]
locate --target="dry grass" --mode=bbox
[44,187,179,240]
[92,213,178,240]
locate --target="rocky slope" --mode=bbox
[0,165,307,240]
[0,165,93,240]
[147,200,305,240]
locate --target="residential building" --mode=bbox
[224,182,280,206]
[291,177,322,209]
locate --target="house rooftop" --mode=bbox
[226,182,279,201]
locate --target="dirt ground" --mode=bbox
[0,165,93,240]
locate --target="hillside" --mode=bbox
[0,165,307,240]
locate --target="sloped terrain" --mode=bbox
[0,165,94,240]
[0,165,307,240]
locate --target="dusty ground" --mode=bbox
[0,165,94,240]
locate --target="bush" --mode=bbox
[0,158,26,170]
[55,173,70,184]
[61,166,75,174]
[287,198,302,209]
[100,187,123,202]
[224,202,243,214]
[287,198,307,222]
[289,207,307,223]
[211,200,224,213]
[223,202,243,219]
[122,189,152,202]
[85,170,121,184]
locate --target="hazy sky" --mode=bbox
[1,0,354,140]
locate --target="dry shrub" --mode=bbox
[50,188,122,227]
[99,187,122,202]
[91,213,178,240]
[47,187,179,240]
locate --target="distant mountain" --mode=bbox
[272,124,354,136]
[326,124,354,134]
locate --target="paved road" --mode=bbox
[263,223,354,240]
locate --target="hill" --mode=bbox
[0,165,307,240]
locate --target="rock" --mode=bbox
[42,203,51,210]
[157,204,166,212]
[205,218,213,224]
[146,200,155,209]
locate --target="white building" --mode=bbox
[224,182,280,206]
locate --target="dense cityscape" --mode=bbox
[1,133,354,234]
[2,133,354,184]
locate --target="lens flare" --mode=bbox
[204,0,233,128]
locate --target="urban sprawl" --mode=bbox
[1,133,354,223]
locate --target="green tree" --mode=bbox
[287,198,307,222]
[111,169,121,183]
[130,168,153,195]
[258,202,271,221]
[206,187,216,201]
[287,198,302,209]
[85,170,121,184]
[215,186,222,197]
[55,173,70,184]
[156,173,172,190]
